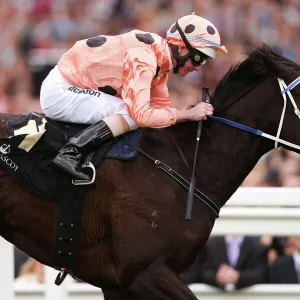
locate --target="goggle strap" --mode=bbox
[175,21,193,51]
[175,21,208,67]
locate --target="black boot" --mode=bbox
[53,120,113,180]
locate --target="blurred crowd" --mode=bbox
[179,234,300,289]
[1,0,299,113]
[14,232,300,288]
[4,0,300,290]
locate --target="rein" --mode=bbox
[209,76,300,151]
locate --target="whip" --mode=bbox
[185,87,210,220]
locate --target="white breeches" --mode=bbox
[40,66,138,130]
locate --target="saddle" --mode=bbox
[0,112,143,201]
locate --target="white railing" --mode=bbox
[1,187,300,300]
[211,187,300,236]
[14,281,300,300]
[225,187,300,206]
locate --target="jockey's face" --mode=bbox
[176,47,202,77]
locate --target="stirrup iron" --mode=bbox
[72,153,96,186]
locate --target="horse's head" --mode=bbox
[211,45,300,154]
[261,48,300,154]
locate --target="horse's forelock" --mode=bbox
[252,45,300,80]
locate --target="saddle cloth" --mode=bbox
[0,113,142,202]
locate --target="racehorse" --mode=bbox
[0,45,299,300]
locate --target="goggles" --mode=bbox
[190,49,208,66]
[175,21,209,67]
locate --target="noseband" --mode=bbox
[276,77,300,149]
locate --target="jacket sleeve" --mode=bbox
[150,76,174,108]
[122,47,176,128]
[235,245,268,289]
[199,246,224,289]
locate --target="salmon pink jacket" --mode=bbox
[58,30,176,128]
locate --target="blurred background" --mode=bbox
[2,0,300,294]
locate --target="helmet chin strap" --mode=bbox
[170,44,190,74]
[170,21,196,74]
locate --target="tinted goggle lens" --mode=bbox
[191,52,207,66]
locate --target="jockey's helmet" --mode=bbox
[166,14,227,73]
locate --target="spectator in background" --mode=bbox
[15,257,44,284]
[259,235,289,266]
[199,235,268,290]
[241,163,289,266]
[269,236,300,283]
[14,247,29,278]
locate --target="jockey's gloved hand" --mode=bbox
[188,102,214,121]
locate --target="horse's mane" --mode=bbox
[211,45,300,112]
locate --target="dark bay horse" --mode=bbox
[0,46,300,299]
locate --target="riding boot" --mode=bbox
[53,120,113,180]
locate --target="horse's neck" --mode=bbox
[140,119,270,210]
[166,121,269,209]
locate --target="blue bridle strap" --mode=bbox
[281,76,300,94]
[208,116,262,136]
[207,114,300,151]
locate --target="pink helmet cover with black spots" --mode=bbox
[166,14,228,59]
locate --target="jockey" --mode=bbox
[40,14,227,181]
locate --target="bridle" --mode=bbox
[275,77,300,149]
[209,76,300,151]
